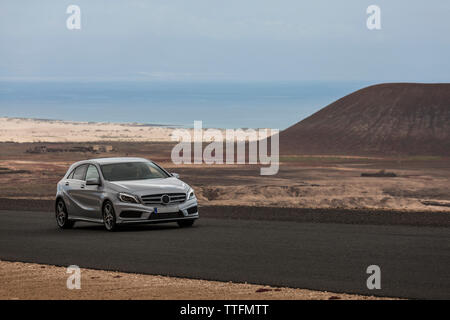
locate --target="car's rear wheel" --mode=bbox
[103,201,117,231]
[55,199,75,229]
[177,219,195,228]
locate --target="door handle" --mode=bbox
[81,184,85,189]
[65,182,69,186]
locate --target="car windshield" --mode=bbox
[100,162,169,181]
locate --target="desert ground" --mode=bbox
[0,140,449,212]
[0,260,389,300]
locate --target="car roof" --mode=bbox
[64,157,158,177]
[88,157,151,165]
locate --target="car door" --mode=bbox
[61,167,77,212]
[66,164,88,218]
[77,164,103,220]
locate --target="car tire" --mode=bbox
[55,199,75,229]
[103,201,117,231]
[177,219,195,228]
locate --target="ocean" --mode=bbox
[0,80,371,129]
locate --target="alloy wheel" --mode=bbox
[103,202,116,231]
[56,201,66,227]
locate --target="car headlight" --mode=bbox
[118,193,140,204]
[188,188,195,200]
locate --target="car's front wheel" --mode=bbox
[55,199,75,229]
[103,201,117,231]
[177,219,195,228]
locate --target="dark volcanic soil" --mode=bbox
[280,83,450,156]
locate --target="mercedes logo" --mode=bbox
[161,194,170,204]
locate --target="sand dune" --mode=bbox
[0,117,176,142]
[0,117,271,143]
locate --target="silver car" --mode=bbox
[55,157,198,231]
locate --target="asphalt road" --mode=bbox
[0,210,449,299]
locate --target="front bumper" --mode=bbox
[113,197,199,224]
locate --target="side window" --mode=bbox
[72,165,88,181]
[85,165,100,181]
[67,169,75,179]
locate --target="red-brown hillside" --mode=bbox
[280,83,450,156]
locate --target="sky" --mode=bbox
[1,0,450,82]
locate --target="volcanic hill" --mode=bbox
[280,83,450,156]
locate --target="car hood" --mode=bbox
[106,177,189,195]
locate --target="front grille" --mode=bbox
[141,193,186,205]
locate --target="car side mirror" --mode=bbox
[171,173,180,179]
[86,178,101,186]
